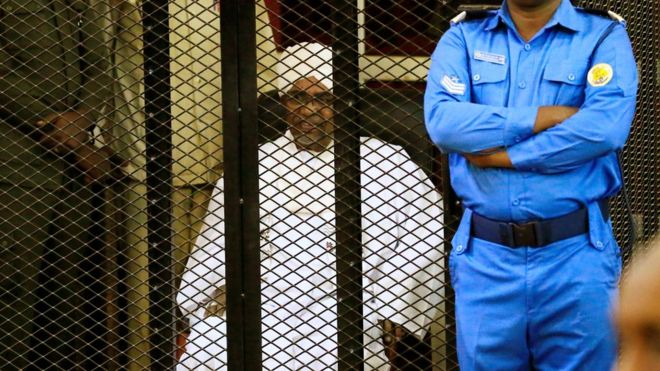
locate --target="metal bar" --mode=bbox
[221,1,261,369]
[332,1,364,370]
[142,0,174,368]
[237,2,262,369]
[220,0,245,368]
[439,154,460,370]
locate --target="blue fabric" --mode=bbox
[449,232,621,371]
[424,0,638,222]
[426,0,636,369]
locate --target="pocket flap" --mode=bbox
[543,62,588,85]
[471,63,508,85]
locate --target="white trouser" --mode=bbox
[177,297,388,370]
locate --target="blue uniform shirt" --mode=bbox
[424,0,638,223]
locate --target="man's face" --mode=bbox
[283,76,335,151]
[617,254,660,371]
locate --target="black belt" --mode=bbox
[470,200,610,248]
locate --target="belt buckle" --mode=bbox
[507,221,540,247]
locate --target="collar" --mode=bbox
[486,0,582,33]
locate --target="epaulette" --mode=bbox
[451,5,500,25]
[579,7,626,25]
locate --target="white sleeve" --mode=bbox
[177,178,227,318]
[371,151,445,338]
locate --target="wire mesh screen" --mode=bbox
[179,0,451,369]
[570,0,659,255]
[0,0,657,370]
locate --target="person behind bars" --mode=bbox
[0,1,114,369]
[177,42,444,370]
[424,0,638,370]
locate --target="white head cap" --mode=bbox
[276,42,333,94]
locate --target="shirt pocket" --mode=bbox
[471,63,509,106]
[542,61,588,106]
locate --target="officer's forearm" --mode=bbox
[425,100,537,153]
[533,106,579,134]
[464,151,513,169]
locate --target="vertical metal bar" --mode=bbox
[220,1,244,368]
[222,1,261,369]
[238,2,262,369]
[332,1,363,370]
[142,1,174,369]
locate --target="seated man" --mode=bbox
[177,42,444,370]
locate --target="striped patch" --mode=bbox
[441,75,466,95]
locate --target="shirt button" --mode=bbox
[473,74,481,81]
[595,241,604,248]
[518,81,527,89]
[514,136,521,143]
[524,44,531,51]
[456,244,464,252]
[512,199,520,206]
[568,73,576,81]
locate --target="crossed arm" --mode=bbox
[463,106,579,168]
[424,24,637,173]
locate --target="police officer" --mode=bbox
[0,1,111,369]
[424,0,637,369]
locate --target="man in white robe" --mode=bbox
[177,42,444,370]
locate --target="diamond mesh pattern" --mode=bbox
[0,1,656,370]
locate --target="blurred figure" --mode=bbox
[97,1,150,369]
[0,1,112,369]
[177,42,444,370]
[169,0,225,284]
[617,237,660,371]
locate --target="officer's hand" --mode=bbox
[74,144,124,184]
[36,111,93,153]
[534,106,579,134]
[380,319,406,365]
[465,151,513,168]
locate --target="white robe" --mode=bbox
[177,132,445,370]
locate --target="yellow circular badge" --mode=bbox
[588,63,614,87]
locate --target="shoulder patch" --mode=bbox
[579,7,626,24]
[588,63,614,87]
[451,5,500,25]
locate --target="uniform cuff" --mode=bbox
[508,137,542,172]
[504,106,537,147]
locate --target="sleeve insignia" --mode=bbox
[588,63,614,87]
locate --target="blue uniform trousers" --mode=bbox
[450,212,621,371]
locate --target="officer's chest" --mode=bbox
[466,29,591,107]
